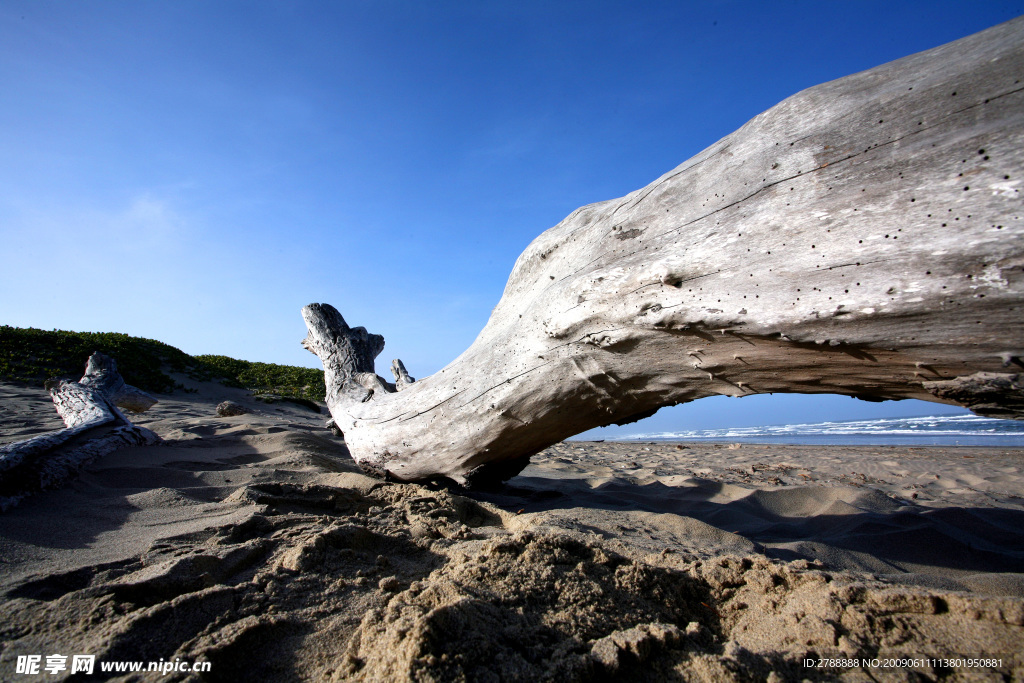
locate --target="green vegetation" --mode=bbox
[0,326,326,401]
[193,354,325,402]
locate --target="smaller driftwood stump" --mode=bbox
[0,352,159,511]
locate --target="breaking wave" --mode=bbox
[621,414,1024,446]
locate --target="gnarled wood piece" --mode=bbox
[391,359,415,391]
[923,372,1024,420]
[78,352,158,413]
[302,18,1024,485]
[300,303,391,405]
[0,352,159,511]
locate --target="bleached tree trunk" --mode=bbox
[0,353,159,510]
[303,18,1024,485]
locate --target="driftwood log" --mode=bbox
[303,18,1024,485]
[0,353,159,510]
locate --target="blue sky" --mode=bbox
[2,1,1021,437]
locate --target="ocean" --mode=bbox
[618,414,1024,446]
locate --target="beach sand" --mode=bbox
[1,378,1023,681]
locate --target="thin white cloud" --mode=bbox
[111,193,189,252]
[3,191,193,261]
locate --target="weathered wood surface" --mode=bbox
[0,353,159,510]
[303,18,1024,485]
[78,351,158,413]
[391,359,415,392]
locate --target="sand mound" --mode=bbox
[340,530,709,681]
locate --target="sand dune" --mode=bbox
[1,379,1023,681]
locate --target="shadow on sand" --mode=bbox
[469,475,1024,576]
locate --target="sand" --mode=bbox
[1,377,1023,682]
